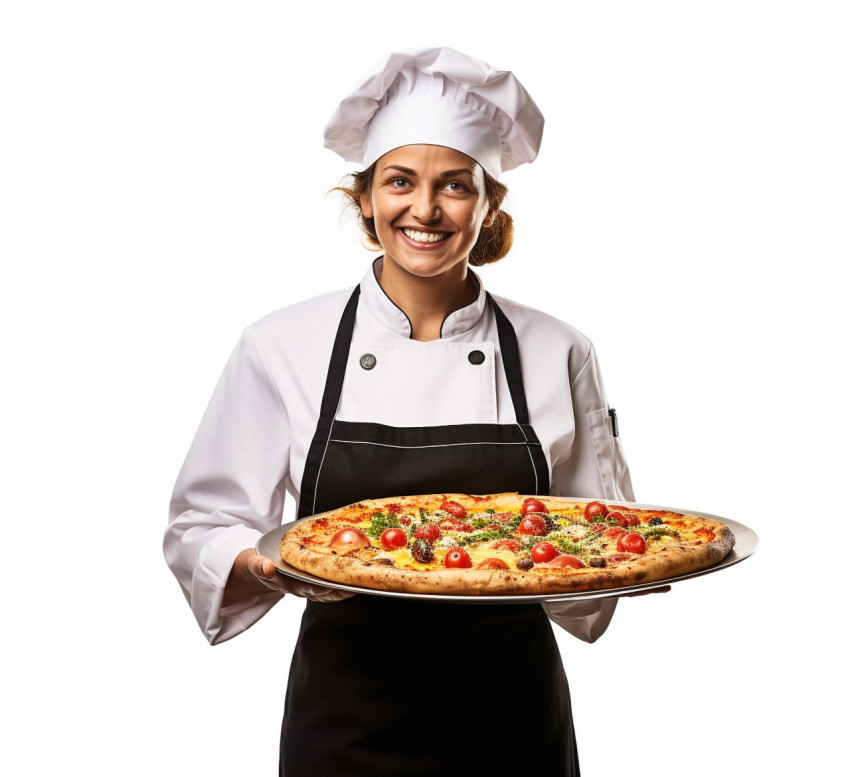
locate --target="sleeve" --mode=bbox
[163,325,290,645]
[542,343,635,642]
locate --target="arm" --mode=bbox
[164,326,346,645]
[543,343,636,642]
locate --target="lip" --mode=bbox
[397,228,452,250]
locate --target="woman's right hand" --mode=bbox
[223,548,356,607]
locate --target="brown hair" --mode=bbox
[334,165,513,266]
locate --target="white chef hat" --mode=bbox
[323,47,544,179]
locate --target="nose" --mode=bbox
[409,187,440,223]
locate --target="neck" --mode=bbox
[377,257,478,342]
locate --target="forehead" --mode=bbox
[375,144,482,177]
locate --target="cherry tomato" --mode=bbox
[609,511,627,526]
[588,523,606,533]
[624,512,640,527]
[438,519,473,533]
[601,526,626,541]
[617,533,647,554]
[397,514,412,526]
[477,558,508,570]
[521,498,549,515]
[584,501,609,522]
[491,539,521,553]
[379,528,407,550]
[414,524,442,542]
[547,555,586,569]
[531,541,560,563]
[489,512,514,522]
[444,548,472,568]
[440,500,467,519]
[330,528,371,551]
[517,516,548,536]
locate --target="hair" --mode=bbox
[334,164,514,266]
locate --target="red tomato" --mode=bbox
[380,528,407,550]
[414,524,442,542]
[521,498,549,515]
[601,526,626,541]
[617,533,647,554]
[517,515,548,536]
[385,503,402,514]
[584,501,609,522]
[531,542,560,563]
[440,500,467,519]
[489,512,514,522]
[491,539,521,553]
[588,523,606,534]
[608,511,627,526]
[624,512,640,527]
[397,514,412,526]
[477,558,508,570]
[444,548,472,568]
[438,519,473,533]
[547,555,585,569]
[329,528,371,551]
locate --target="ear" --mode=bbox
[360,189,373,220]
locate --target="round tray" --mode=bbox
[256,500,758,604]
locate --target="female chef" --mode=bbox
[165,47,634,776]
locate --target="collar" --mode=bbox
[360,257,488,339]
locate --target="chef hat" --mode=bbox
[323,47,544,179]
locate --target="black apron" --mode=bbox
[280,286,579,776]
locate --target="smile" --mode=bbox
[400,228,450,245]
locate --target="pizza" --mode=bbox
[279,493,735,596]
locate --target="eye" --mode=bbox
[444,181,468,193]
[388,177,410,188]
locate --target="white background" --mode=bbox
[2,1,847,774]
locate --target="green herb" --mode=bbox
[364,512,400,537]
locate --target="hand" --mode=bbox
[223,549,356,607]
[247,553,355,602]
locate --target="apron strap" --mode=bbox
[318,285,361,419]
[487,292,530,426]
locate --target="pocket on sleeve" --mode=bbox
[586,407,634,501]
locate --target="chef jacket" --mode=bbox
[165,258,635,645]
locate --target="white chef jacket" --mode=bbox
[165,259,635,645]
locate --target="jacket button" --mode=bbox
[468,350,485,365]
[359,353,377,370]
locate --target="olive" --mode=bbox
[649,517,664,526]
[516,557,534,571]
[588,557,607,568]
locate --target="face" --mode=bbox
[361,145,492,281]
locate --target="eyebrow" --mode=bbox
[382,165,475,178]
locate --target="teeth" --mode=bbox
[402,228,448,243]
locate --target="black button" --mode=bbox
[468,350,485,365]
[359,353,377,370]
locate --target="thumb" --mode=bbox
[251,555,277,579]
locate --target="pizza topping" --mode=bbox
[414,524,442,543]
[588,557,607,568]
[380,528,408,550]
[365,512,401,537]
[584,501,608,522]
[330,528,371,551]
[601,526,626,541]
[439,518,473,533]
[516,555,534,570]
[491,539,522,553]
[521,498,549,515]
[477,558,509,570]
[444,548,473,568]
[440,500,468,519]
[544,554,586,569]
[617,533,647,554]
[517,516,548,536]
[410,538,435,564]
[435,537,459,549]
[531,542,560,563]
[649,517,664,526]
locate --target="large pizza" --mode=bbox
[279,493,735,596]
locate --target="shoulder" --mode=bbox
[489,293,594,377]
[247,285,356,346]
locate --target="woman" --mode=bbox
[165,47,634,775]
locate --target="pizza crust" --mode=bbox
[280,493,736,596]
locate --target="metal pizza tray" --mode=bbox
[256,500,758,604]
